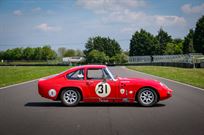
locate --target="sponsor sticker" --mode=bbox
[120,89,125,94]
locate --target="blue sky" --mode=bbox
[0,0,204,51]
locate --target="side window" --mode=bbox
[86,68,112,80]
[87,68,103,80]
[67,69,84,80]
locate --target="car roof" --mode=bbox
[69,65,107,71]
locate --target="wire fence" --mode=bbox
[128,53,204,64]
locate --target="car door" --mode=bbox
[86,68,116,102]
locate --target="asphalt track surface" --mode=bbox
[0,66,204,135]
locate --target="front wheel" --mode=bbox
[137,88,158,107]
[61,89,81,107]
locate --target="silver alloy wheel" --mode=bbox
[63,90,78,105]
[139,89,155,105]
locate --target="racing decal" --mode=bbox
[95,82,111,98]
[120,89,125,94]
[99,99,109,102]
[48,89,56,97]
[129,91,133,94]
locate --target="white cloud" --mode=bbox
[77,0,146,14]
[13,10,23,16]
[32,7,42,12]
[35,23,61,32]
[106,10,146,23]
[154,15,186,26]
[104,9,186,26]
[77,0,186,28]
[181,3,204,14]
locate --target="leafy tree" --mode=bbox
[183,29,194,54]
[4,49,14,60]
[156,28,172,54]
[86,50,109,64]
[12,48,23,60]
[84,36,121,58]
[164,42,183,55]
[129,29,159,56]
[174,42,183,54]
[23,47,34,60]
[84,36,122,63]
[58,48,84,57]
[193,15,204,54]
[41,46,57,60]
[110,53,128,64]
[0,51,4,60]
[64,49,76,57]
[33,47,42,60]
[1,46,57,61]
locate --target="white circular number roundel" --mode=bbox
[48,89,56,97]
[95,82,111,98]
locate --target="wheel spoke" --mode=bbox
[140,89,155,105]
[63,90,78,105]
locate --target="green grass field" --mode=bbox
[127,66,204,89]
[1,66,204,89]
[0,66,71,88]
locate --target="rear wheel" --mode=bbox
[137,88,158,107]
[61,89,80,106]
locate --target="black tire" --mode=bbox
[137,88,158,107]
[61,89,81,107]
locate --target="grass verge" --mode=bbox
[0,66,71,88]
[127,66,204,89]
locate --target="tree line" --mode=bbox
[83,16,204,63]
[129,15,204,56]
[57,48,84,57]
[0,46,57,61]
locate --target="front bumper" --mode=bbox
[160,88,173,100]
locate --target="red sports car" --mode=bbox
[38,65,172,107]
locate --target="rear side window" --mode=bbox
[87,68,111,80]
[87,68,103,80]
[67,69,84,80]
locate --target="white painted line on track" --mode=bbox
[0,74,56,90]
[124,66,204,92]
[0,79,38,90]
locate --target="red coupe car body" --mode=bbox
[38,65,172,106]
